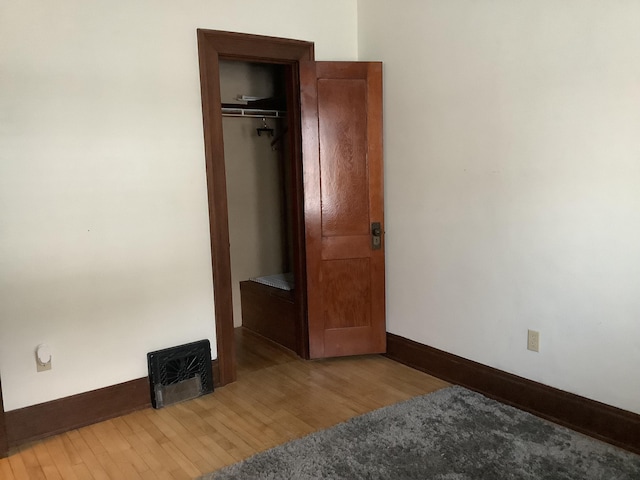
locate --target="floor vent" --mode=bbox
[147,339,214,409]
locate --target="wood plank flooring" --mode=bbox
[0,328,449,479]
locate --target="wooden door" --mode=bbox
[300,62,386,359]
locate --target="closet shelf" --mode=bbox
[221,104,286,119]
[221,96,287,119]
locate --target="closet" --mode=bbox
[219,61,302,356]
[198,30,386,386]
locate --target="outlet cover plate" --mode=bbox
[527,329,540,352]
[36,360,52,372]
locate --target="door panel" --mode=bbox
[301,61,385,359]
[318,78,370,237]
[322,258,371,329]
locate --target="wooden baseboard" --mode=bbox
[3,359,220,454]
[386,333,640,455]
[5,378,150,449]
[0,378,7,458]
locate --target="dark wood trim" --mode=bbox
[197,30,314,64]
[386,333,640,455]
[0,376,8,458]
[5,378,150,449]
[240,280,297,352]
[196,30,315,382]
[2,359,220,452]
[211,359,221,389]
[197,29,236,387]
[285,63,310,359]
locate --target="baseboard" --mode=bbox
[386,333,640,456]
[3,359,220,453]
[0,378,7,458]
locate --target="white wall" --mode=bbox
[0,0,357,411]
[9,0,637,420]
[358,0,640,414]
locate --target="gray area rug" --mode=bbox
[198,386,640,479]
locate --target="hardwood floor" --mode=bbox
[0,328,449,479]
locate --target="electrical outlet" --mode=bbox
[35,344,52,372]
[37,359,52,372]
[527,330,540,352]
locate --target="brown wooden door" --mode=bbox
[300,61,385,359]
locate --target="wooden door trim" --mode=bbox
[197,30,314,385]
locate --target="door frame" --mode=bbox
[197,30,315,385]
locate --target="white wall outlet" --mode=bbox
[527,330,540,352]
[35,344,52,372]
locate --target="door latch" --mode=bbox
[371,222,382,250]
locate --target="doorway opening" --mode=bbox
[219,60,302,375]
[197,30,315,385]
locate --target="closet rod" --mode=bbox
[221,107,286,119]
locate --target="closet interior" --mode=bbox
[220,60,303,360]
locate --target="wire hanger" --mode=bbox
[256,117,274,137]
